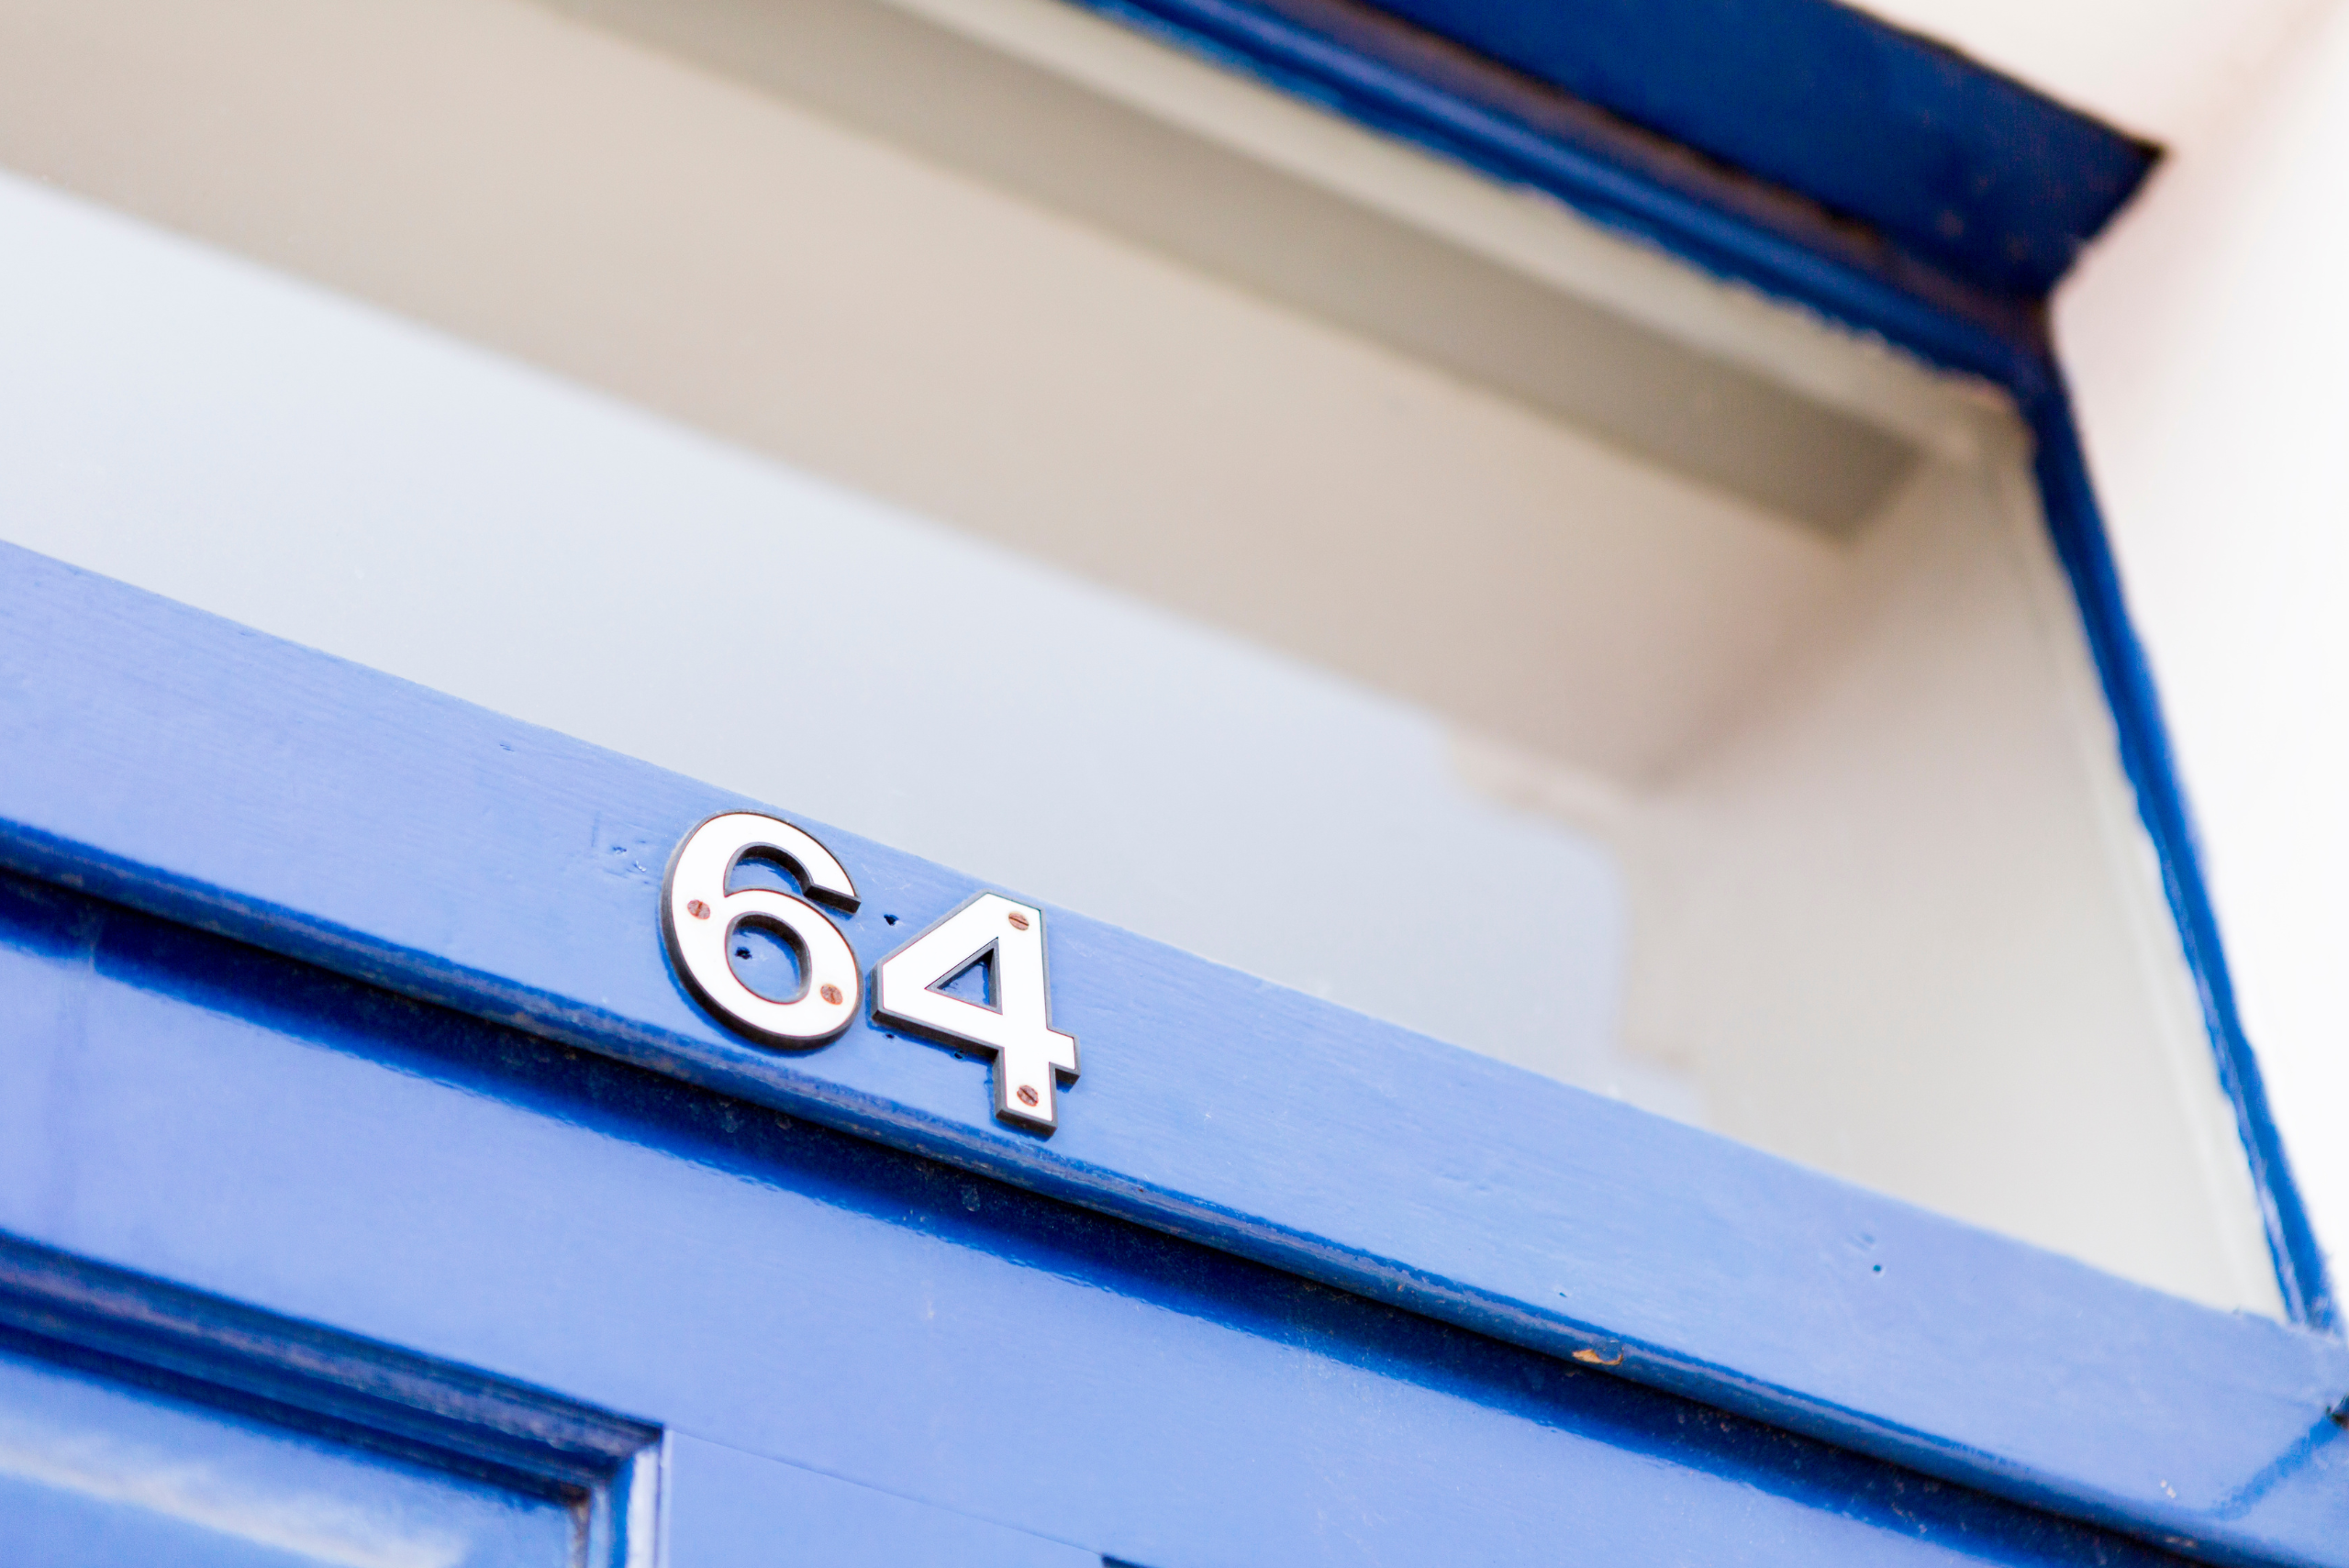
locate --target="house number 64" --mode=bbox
[662,813,1081,1133]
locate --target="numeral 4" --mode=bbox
[874,893,1080,1132]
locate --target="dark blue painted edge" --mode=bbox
[2024,376,2338,1333]
[1339,0,2155,298]
[1072,0,2157,301]
[1050,0,2335,1332]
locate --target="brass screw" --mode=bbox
[1008,912,1030,931]
[685,900,710,919]
[819,984,843,1006]
[1016,1084,1040,1106]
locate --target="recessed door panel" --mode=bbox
[0,1351,574,1568]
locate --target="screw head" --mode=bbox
[818,984,843,1006]
[1008,912,1030,931]
[685,899,710,919]
[1016,1084,1040,1106]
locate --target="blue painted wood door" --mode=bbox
[0,869,2187,1568]
[0,1348,582,1568]
[2,548,2344,1566]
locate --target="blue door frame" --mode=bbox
[0,1229,662,1566]
[2,3,2344,1564]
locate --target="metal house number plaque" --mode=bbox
[662,813,1081,1132]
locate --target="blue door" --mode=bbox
[3,542,2344,1568]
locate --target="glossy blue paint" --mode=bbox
[1059,0,2334,1334]
[0,1227,658,1566]
[0,1349,578,1568]
[0,1217,1088,1566]
[0,869,2220,1565]
[2,547,2344,1566]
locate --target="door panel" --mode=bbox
[0,1348,573,1568]
[0,870,2176,1565]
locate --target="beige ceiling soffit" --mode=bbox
[547,0,1950,537]
[869,0,2004,449]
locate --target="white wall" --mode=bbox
[2054,0,2349,1271]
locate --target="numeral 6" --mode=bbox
[662,812,863,1046]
